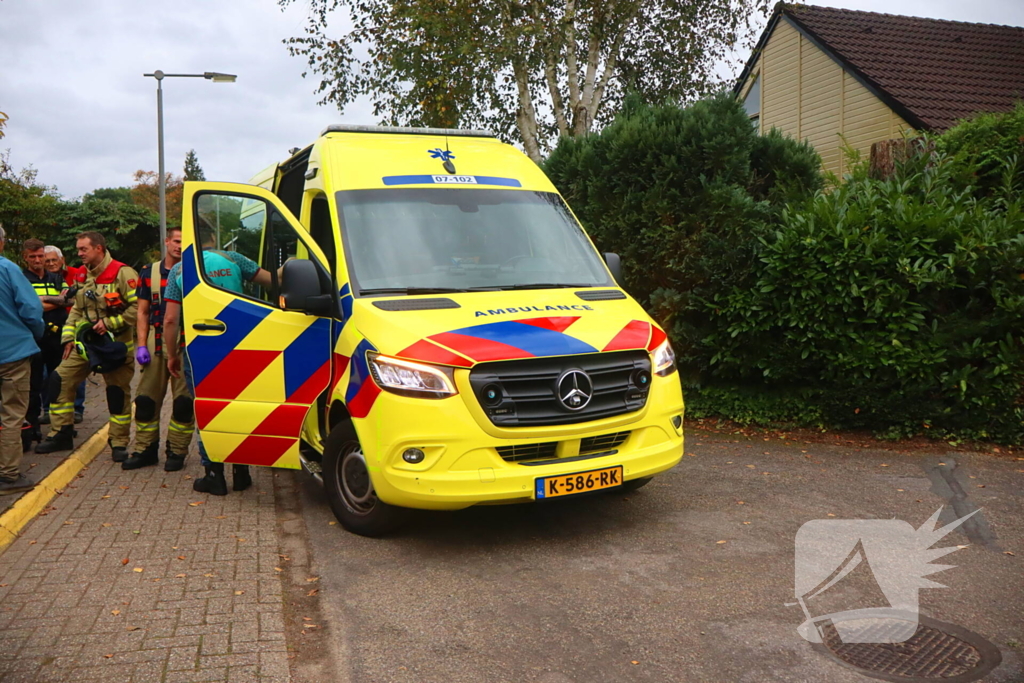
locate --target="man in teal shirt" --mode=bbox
[163,220,272,495]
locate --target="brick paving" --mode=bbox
[0,412,293,682]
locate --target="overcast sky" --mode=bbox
[2,0,1023,200]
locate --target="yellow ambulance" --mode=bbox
[181,125,684,535]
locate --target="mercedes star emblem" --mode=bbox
[557,369,593,411]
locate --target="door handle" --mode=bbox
[192,321,226,333]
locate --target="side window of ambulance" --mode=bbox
[196,193,266,301]
[196,192,322,307]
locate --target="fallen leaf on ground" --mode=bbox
[177,556,186,560]
[827,513,836,517]
[174,574,186,578]
[957,545,969,549]
[631,661,639,665]
[133,568,143,573]
[63,521,73,525]
[745,465,755,469]
[111,610,120,615]
[101,523,112,527]
[234,591,245,595]
[716,540,727,545]
[29,540,36,545]
[897,489,905,492]
[121,558,129,565]
[203,573,215,577]
[880,464,890,467]
[100,495,110,499]
[977,485,986,488]
[278,554,290,560]
[274,567,283,572]
[1006,551,1016,557]
[307,589,319,597]
[328,521,337,526]
[736,501,745,505]
[743,522,751,525]
[303,617,313,621]
[119,486,129,490]
[236,538,246,542]
[103,654,113,659]
[126,626,140,631]
[306,577,319,583]
[188,502,204,507]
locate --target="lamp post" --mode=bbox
[142,70,237,257]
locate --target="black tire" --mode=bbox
[618,477,653,493]
[322,422,409,537]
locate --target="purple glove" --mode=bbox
[136,347,151,365]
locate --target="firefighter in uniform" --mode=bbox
[35,232,139,461]
[122,227,194,471]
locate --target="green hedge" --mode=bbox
[544,93,822,379]
[546,97,1024,443]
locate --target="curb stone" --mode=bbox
[0,424,109,552]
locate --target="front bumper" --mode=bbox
[353,370,684,510]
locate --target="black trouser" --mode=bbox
[28,335,63,431]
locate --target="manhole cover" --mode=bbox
[813,615,1002,682]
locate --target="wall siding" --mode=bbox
[751,16,913,176]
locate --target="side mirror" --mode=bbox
[603,252,623,285]
[280,259,332,316]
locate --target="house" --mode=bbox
[735,3,1024,175]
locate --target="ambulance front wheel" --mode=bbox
[323,423,408,537]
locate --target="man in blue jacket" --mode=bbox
[0,225,45,494]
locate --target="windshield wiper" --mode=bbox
[359,287,470,296]
[489,283,595,291]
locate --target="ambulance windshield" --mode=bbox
[337,188,614,296]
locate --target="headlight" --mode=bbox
[367,352,458,398]
[651,339,677,376]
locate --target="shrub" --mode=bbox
[544,93,822,379]
[707,147,1024,442]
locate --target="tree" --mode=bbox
[184,149,206,181]
[280,0,770,162]
[131,170,184,227]
[0,111,8,140]
[85,187,134,204]
[0,150,62,256]
[57,198,161,269]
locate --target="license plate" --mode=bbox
[535,466,624,499]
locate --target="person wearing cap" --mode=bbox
[121,227,193,471]
[43,245,87,423]
[21,238,68,450]
[35,232,139,461]
[0,224,45,494]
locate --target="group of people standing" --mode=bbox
[0,223,252,497]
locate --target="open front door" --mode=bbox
[181,182,335,469]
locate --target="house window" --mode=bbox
[743,74,761,129]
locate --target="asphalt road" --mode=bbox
[284,430,1024,683]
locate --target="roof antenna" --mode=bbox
[443,130,456,174]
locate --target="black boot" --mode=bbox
[232,465,252,492]
[110,443,129,463]
[122,442,159,470]
[35,426,74,454]
[192,463,227,496]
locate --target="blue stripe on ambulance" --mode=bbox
[381,175,522,187]
[188,299,272,386]
[345,339,377,402]
[451,321,597,357]
[282,318,332,399]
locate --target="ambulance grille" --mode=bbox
[470,351,650,427]
[579,431,630,455]
[495,442,558,463]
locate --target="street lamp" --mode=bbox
[143,70,237,256]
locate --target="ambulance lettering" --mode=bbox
[474,304,593,318]
[209,268,233,278]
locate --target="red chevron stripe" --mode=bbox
[397,339,474,367]
[286,359,331,404]
[430,332,533,362]
[347,379,382,418]
[252,403,309,437]
[194,399,230,430]
[330,353,351,393]
[515,316,580,333]
[195,349,280,400]
[648,325,667,351]
[602,320,651,351]
[223,435,295,466]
